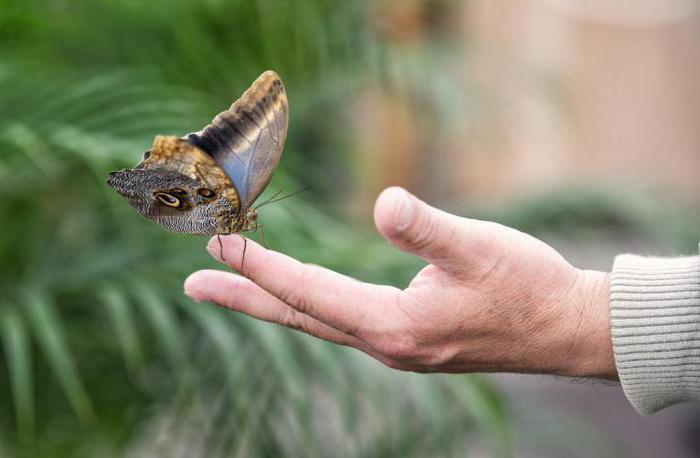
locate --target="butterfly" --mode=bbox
[107,70,288,252]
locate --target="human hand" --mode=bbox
[184,187,617,379]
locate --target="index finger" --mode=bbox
[207,235,397,337]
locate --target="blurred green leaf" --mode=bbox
[24,292,95,425]
[130,279,188,380]
[99,285,144,376]
[1,307,35,446]
[177,299,246,398]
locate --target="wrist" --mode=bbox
[559,269,618,380]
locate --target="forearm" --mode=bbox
[611,250,700,414]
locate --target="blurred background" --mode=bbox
[1,0,699,456]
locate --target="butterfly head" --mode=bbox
[107,167,237,235]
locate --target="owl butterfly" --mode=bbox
[107,71,288,259]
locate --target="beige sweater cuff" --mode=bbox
[611,249,700,414]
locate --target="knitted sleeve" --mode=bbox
[611,247,700,414]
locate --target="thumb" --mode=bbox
[374,187,494,274]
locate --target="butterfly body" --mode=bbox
[107,71,288,236]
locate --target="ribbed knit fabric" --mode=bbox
[611,249,700,414]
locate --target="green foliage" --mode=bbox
[0,0,510,456]
[474,186,700,253]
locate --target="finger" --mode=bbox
[185,269,405,368]
[184,269,364,348]
[373,187,498,275]
[203,238,398,338]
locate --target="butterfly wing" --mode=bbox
[186,70,288,210]
[141,135,240,209]
[107,136,242,235]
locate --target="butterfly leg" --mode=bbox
[217,234,226,262]
[257,223,268,249]
[240,234,248,275]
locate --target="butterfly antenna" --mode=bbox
[253,190,283,209]
[254,187,311,210]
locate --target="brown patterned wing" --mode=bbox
[142,135,241,212]
[186,70,288,210]
[106,135,242,235]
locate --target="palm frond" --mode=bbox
[23,292,95,425]
[1,307,34,446]
[99,285,144,376]
[0,0,515,455]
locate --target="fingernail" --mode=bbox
[396,191,414,231]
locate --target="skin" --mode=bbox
[184,186,618,380]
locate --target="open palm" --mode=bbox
[185,187,616,379]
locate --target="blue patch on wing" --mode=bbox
[185,71,288,209]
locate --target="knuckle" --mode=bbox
[383,334,419,361]
[421,347,454,368]
[350,287,391,339]
[279,307,308,333]
[382,340,454,369]
[375,326,454,368]
[406,209,437,251]
[342,316,362,338]
[280,264,313,313]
